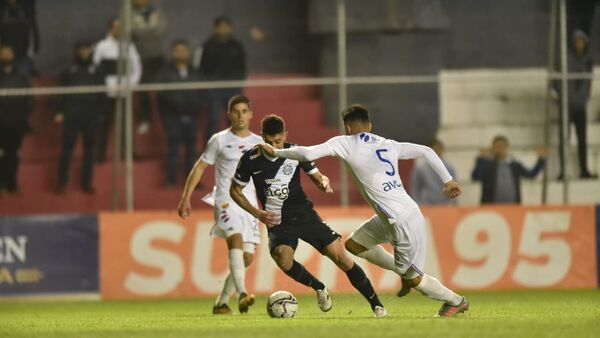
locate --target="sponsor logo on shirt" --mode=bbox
[265,184,289,201]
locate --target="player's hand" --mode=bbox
[54,113,64,124]
[442,180,461,199]
[178,199,191,219]
[257,210,280,228]
[258,143,276,158]
[319,175,334,194]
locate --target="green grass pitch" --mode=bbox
[1,290,599,338]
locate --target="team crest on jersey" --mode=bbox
[220,202,229,209]
[283,164,294,175]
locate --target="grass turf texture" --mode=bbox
[1,290,599,338]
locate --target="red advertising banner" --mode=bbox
[99,206,597,299]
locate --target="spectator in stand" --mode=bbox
[54,42,105,195]
[472,135,548,204]
[0,0,39,77]
[93,18,142,163]
[555,29,597,179]
[131,0,167,135]
[410,138,457,205]
[0,45,31,196]
[198,16,246,144]
[157,40,204,186]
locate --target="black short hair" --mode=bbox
[261,114,285,135]
[170,39,189,49]
[493,135,509,144]
[108,18,119,29]
[341,104,371,124]
[227,94,251,112]
[214,16,232,27]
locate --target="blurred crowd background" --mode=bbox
[0,0,599,214]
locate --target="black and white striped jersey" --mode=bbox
[233,143,319,221]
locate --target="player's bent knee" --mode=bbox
[344,238,364,255]
[243,252,254,267]
[404,275,422,288]
[271,247,294,271]
[225,233,244,250]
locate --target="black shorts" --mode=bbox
[268,209,341,255]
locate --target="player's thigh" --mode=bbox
[348,214,390,251]
[393,211,427,279]
[268,225,299,270]
[322,238,354,270]
[296,213,341,255]
[214,202,260,245]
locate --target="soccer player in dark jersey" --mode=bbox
[229,114,387,317]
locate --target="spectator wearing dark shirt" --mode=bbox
[131,0,167,135]
[471,135,547,204]
[198,16,246,144]
[555,30,597,179]
[0,45,31,196]
[157,40,204,186]
[0,0,39,76]
[54,42,105,195]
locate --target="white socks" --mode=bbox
[229,248,247,295]
[215,273,235,306]
[415,274,462,306]
[356,245,396,271]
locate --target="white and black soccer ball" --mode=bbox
[267,291,298,318]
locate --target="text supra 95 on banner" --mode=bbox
[99,206,597,299]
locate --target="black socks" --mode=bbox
[345,263,383,310]
[284,260,325,291]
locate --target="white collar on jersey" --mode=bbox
[261,149,279,162]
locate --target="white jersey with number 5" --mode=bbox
[274,132,453,224]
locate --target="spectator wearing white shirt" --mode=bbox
[93,18,142,162]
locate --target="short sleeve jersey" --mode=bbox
[233,143,319,220]
[200,128,263,204]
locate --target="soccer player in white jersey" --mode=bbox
[178,94,262,315]
[259,104,469,317]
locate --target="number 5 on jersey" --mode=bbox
[376,148,395,176]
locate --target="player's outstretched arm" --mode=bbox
[177,159,209,219]
[308,171,334,194]
[259,142,332,162]
[395,142,453,184]
[229,180,280,228]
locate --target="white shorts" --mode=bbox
[350,208,426,279]
[210,201,260,245]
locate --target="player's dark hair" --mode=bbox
[227,94,251,112]
[493,135,509,145]
[261,114,285,135]
[214,16,232,27]
[341,104,371,124]
[170,39,189,49]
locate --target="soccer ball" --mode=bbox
[267,291,298,318]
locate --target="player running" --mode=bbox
[259,104,469,317]
[178,95,261,315]
[230,114,387,317]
